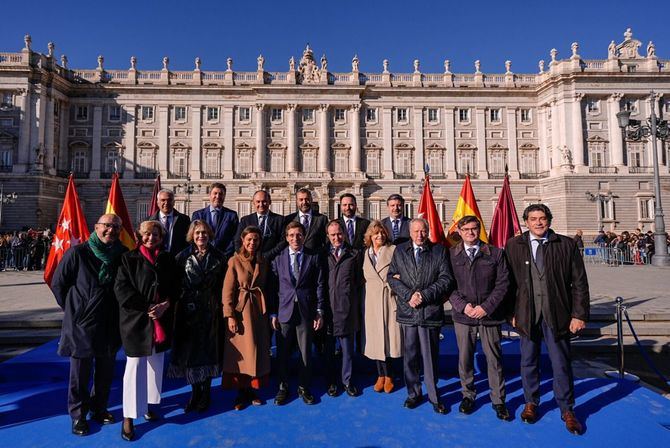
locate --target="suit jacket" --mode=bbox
[338,216,371,250]
[234,211,285,262]
[148,209,191,257]
[382,216,411,245]
[325,244,363,336]
[283,211,329,253]
[270,247,326,324]
[192,206,239,257]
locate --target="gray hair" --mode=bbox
[410,218,429,230]
[157,189,174,201]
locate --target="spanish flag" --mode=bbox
[105,173,136,250]
[447,175,488,245]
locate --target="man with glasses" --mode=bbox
[234,190,284,262]
[448,215,511,421]
[148,189,190,256]
[50,214,128,436]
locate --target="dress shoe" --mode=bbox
[521,403,538,424]
[403,396,422,409]
[431,401,448,414]
[561,410,583,435]
[459,397,475,415]
[233,392,247,411]
[327,383,339,397]
[71,418,89,436]
[248,389,262,406]
[274,384,289,405]
[143,409,160,422]
[373,376,385,393]
[90,410,115,425]
[297,386,315,405]
[121,418,134,442]
[492,403,511,421]
[344,384,359,397]
[383,376,395,393]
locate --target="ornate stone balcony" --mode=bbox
[589,167,618,174]
[629,166,654,174]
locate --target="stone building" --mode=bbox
[0,29,669,237]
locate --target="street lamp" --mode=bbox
[174,174,194,216]
[585,190,614,232]
[616,91,670,266]
[0,184,18,228]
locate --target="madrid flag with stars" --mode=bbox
[44,175,90,286]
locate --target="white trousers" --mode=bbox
[122,350,164,419]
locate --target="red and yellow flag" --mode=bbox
[105,173,136,250]
[44,175,90,286]
[417,174,447,245]
[447,175,488,245]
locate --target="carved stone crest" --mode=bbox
[616,28,642,59]
[297,45,321,84]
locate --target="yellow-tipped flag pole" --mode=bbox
[105,172,136,250]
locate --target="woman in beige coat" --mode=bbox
[222,226,271,410]
[362,220,403,393]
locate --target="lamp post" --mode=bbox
[617,91,670,266]
[585,190,614,232]
[0,184,18,228]
[174,174,194,216]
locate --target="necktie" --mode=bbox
[333,247,340,261]
[467,247,476,261]
[414,247,422,265]
[292,252,301,282]
[534,239,545,272]
[163,215,172,250]
[347,219,355,244]
[392,220,400,241]
[258,215,266,236]
[212,209,219,228]
[302,214,310,233]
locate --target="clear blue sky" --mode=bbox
[1,0,665,74]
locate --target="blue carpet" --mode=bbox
[1,331,669,447]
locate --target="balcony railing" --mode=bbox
[234,172,251,179]
[201,172,222,179]
[135,171,158,179]
[0,165,12,173]
[488,172,506,179]
[168,171,189,179]
[100,171,123,179]
[457,172,478,179]
[628,166,654,174]
[73,172,89,179]
[589,166,618,174]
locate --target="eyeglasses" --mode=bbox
[459,227,479,233]
[96,222,121,230]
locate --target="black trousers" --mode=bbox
[68,356,116,420]
[325,333,355,386]
[402,325,441,404]
[276,307,313,388]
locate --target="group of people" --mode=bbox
[0,229,50,271]
[50,182,591,442]
[576,227,669,264]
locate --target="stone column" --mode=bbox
[123,104,135,179]
[350,104,361,172]
[255,104,266,172]
[414,107,424,176]
[571,93,586,172]
[550,100,562,173]
[506,107,519,177]
[190,105,201,179]
[16,87,32,172]
[444,107,456,179]
[475,107,488,178]
[222,105,234,177]
[44,95,55,174]
[286,104,297,173]
[158,105,169,177]
[91,105,102,177]
[58,100,70,172]
[537,106,550,172]
[318,104,329,172]
[607,93,625,171]
[382,107,394,178]
[28,87,47,172]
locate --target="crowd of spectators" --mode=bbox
[575,228,670,264]
[0,229,52,271]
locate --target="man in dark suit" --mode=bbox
[270,221,326,406]
[148,189,190,257]
[191,182,239,258]
[506,204,590,435]
[388,218,454,415]
[381,194,411,245]
[337,193,370,250]
[283,187,328,253]
[234,190,284,262]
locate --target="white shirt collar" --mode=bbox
[463,241,480,251]
[289,247,303,256]
[298,210,312,219]
[412,243,424,252]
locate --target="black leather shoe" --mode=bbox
[493,403,511,421]
[403,396,422,409]
[143,410,160,422]
[327,383,338,397]
[121,418,134,441]
[459,397,475,415]
[431,401,448,414]
[90,410,115,425]
[297,386,315,405]
[71,418,89,436]
[344,384,359,397]
[274,384,289,406]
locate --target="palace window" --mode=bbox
[271,108,283,122]
[73,150,88,173]
[600,198,615,221]
[396,150,412,175]
[174,106,187,121]
[237,149,252,174]
[302,108,314,122]
[587,99,600,113]
[457,150,476,176]
[205,152,220,176]
[458,108,470,123]
[588,141,609,167]
[366,108,377,123]
[396,108,408,123]
[367,201,380,220]
[426,150,444,175]
[141,106,154,121]
[520,109,531,123]
[427,108,439,123]
[138,150,155,173]
[108,105,121,122]
[639,197,654,220]
[302,150,317,172]
[488,150,507,175]
[104,149,120,173]
[623,99,638,113]
[0,147,12,171]
[334,150,348,173]
[207,107,219,121]
[171,152,188,177]
[53,101,60,118]
[627,142,646,168]
[489,108,501,123]
[335,108,346,122]
[270,150,285,172]
[75,105,89,121]
[1,92,13,108]
[239,107,251,122]
[366,150,381,177]
[519,150,538,175]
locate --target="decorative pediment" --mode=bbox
[170,141,191,150]
[425,142,445,151]
[363,142,382,150]
[103,141,124,149]
[457,143,476,150]
[331,142,351,150]
[616,28,642,59]
[235,141,254,150]
[518,142,539,150]
[586,135,608,142]
[0,129,17,141]
[267,141,286,150]
[137,141,158,150]
[299,142,318,150]
[488,143,508,151]
[202,142,222,151]
[394,142,414,150]
[68,140,90,149]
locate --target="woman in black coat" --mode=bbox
[168,220,226,413]
[114,220,179,441]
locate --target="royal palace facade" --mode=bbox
[0,29,669,235]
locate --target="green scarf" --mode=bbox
[88,232,127,285]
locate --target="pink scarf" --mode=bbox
[139,245,166,345]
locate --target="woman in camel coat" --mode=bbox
[222,225,272,410]
[362,220,403,393]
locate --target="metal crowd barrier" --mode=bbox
[582,244,651,266]
[0,246,45,271]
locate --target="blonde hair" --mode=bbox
[363,220,390,248]
[186,219,214,243]
[138,220,166,240]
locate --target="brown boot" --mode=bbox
[373,376,385,393]
[383,376,394,393]
[520,403,538,424]
[561,410,583,435]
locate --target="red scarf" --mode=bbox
[138,245,166,345]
